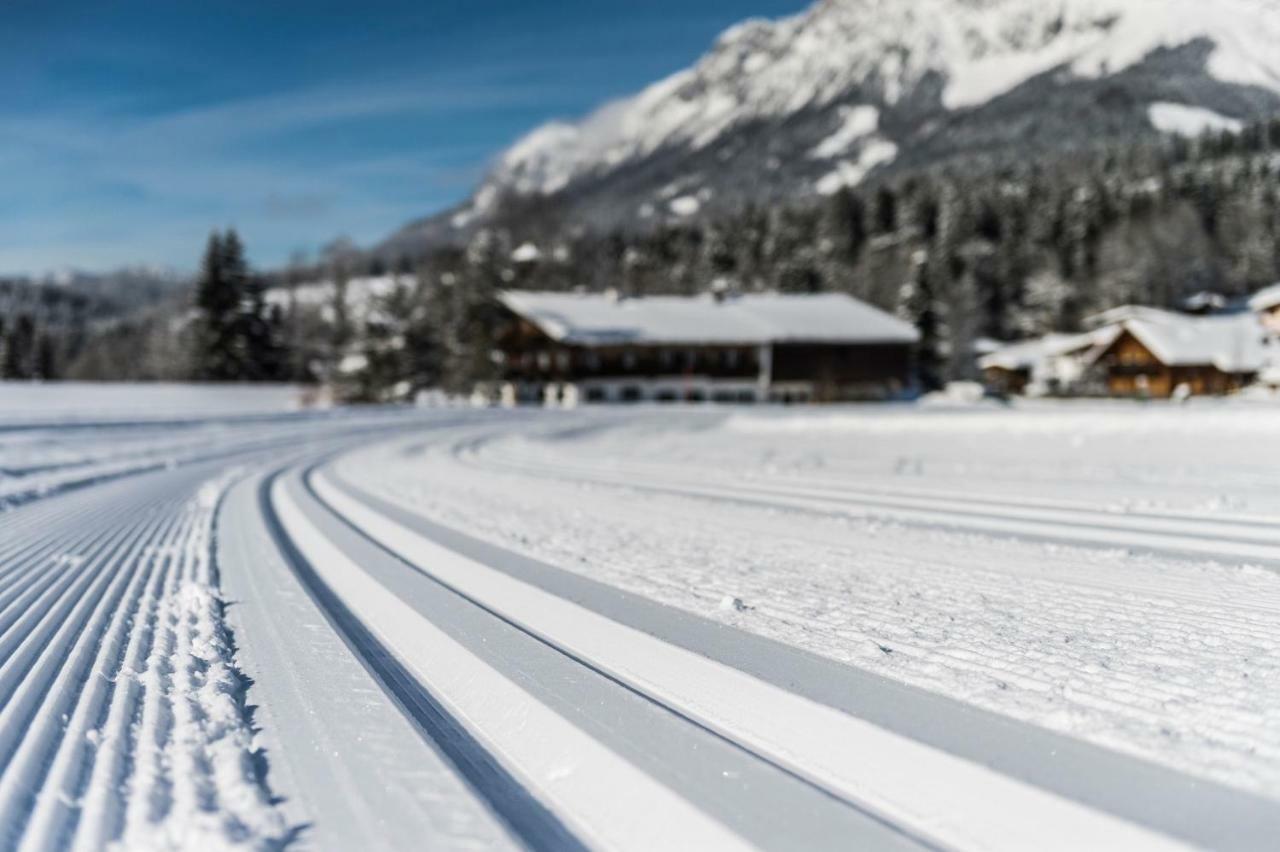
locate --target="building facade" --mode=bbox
[979,291,1280,399]
[485,290,920,406]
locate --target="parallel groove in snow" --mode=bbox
[311,467,1188,852]
[468,440,1280,566]
[0,496,176,847]
[271,474,756,852]
[0,468,288,850]
[356,418,1280,810]
[273,467,924,851]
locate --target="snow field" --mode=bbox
[0,382,306,425]
[313,467,1186,852]
[333,406,1280,801]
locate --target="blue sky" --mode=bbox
[1,0,807,276]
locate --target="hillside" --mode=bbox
[382,0,1280,257]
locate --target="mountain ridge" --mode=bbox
[379,0,1280,259]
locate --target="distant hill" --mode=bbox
[380,0,1280,259]
[0,267,189,380]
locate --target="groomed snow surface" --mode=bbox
[2,387,1279,850]
[340,403,1280,802]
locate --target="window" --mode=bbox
[622,350,638,370]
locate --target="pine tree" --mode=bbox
[36,333,57,380]
[193,231,242,380]
[191,228,287,382]
[896,253,944,390]
[4,314,36,379]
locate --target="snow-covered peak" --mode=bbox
[482,0,1280,201]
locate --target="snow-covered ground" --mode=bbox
[0,381,308,424]
[335,401,1280,803]
[0,384,367,509]
[3,393,1278,850]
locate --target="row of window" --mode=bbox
[579,387,763,404]
[515,347,756,373]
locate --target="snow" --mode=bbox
[0,381,305,424]
[979,330,1113,372]
[498,290,921,347]
[1149,102,1245,137]
[1119,310,1268,371]
[7,388,1280,845]
[511,242,541,263]
[1248,281,1280,313]
[809,105,880,159]
[668,195,701,217]
[265,273,409,321]
[276,475,751,852]
[339,404,1280,802]
[316,464,1182,852]
[480,0,1280,200]
[451,183,499,229]
[0,468,289,849]
[815,138,900,194]
[982,305,1276,392]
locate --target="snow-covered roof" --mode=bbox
[978,329,1117,372]
[1115,311,1270,372]
[499,290,920,347]
[1249,282,1280,313]
[1084,304,1181,328]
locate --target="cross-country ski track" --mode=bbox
[1,407,1277,850]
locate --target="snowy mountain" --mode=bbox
[383,0,1280,252]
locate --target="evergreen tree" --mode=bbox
[191,228,288,381]
[192,231,242,380]
[36,333,57,379]
[896,253,943,390]
[4,314,36,379]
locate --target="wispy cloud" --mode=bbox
[0,71,550,273]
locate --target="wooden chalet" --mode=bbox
[487,290,920,405]
[1087,310,1265,398]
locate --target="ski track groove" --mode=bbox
[25,505,186,851]
[5,409,1278,851]
[0,495,177,847]
[346,419,1280,806]
[0,427,350,850]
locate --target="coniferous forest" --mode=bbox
[7,118,1280,399]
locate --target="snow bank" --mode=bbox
[117,476,287,850]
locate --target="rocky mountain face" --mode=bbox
[381,0,1280,257]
